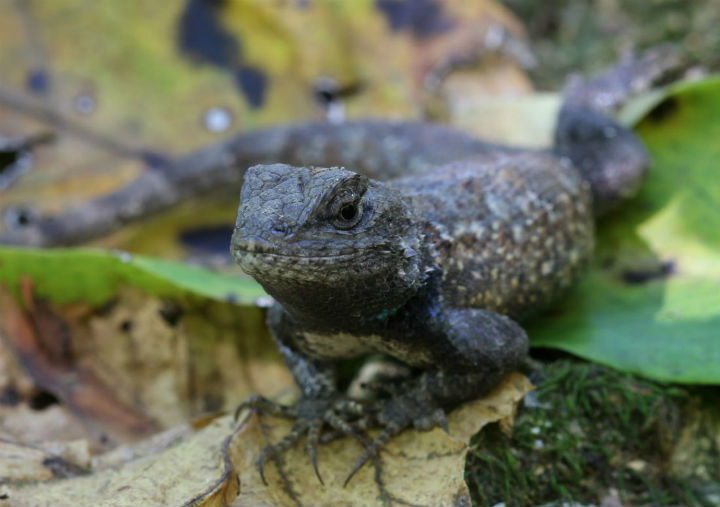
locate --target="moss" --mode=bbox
[466,360,719,506]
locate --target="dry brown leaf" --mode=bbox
[0,283,158,444]
[0,417,238,507]
[0,283,292,445]
[0,373,531,507]
[232,372,532,507]
[0,404,89,449]
[0,438,89,483]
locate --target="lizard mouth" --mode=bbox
[230,237,362,262]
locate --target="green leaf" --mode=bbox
[0,247,266,306]
[529,77,720,384]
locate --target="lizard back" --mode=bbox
[391,150,595,320]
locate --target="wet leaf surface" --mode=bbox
[529,78,720,384]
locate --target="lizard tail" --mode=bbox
[552,45,685,215]
[553,104,648,216]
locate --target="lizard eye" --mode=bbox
[331,199,363,230]
[339,203,357,221]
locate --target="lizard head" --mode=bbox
[231,164,425,327]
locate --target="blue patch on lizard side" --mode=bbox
[363,305,401,324]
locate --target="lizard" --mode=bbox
[228,48,685,484]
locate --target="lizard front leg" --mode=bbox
[236,303,368,484]
[344,307,528,484]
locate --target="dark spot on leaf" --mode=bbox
[622,261,675,285]
[0,494,7,500]
[159,301,184,327]
[29,389,58,410]
[0,385,21,406]
[646,96,679,124]
[120,319,134,332]
[96,298,119,316]
[99,433,110,444]
[313,77,340,105]
[203,393,223,412]
[375,0,454,40]
[178,0,238,68]
[26,68,51,95]
[225,292,238,304]
[234,66,268,108]
[179,224,235,256]
[312,77,363,106]
[177,1,268,108]
[42,457,88,479]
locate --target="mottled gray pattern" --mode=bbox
[391,151,594,319]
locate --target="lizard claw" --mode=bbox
[235,393,297,421]
[413,407,449,433]
[234,393,374,485]
[306,419,324,485]
[344,422,403,487]
[235,389,448,486]
[341,388,449,485]
[257,419,307,485]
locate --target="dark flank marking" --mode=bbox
[234,65,268,109]
[26,68,51,94]
[375,0,454,40]
[179,224,235,256]
[646,96,679,123]
[622,261,675,285]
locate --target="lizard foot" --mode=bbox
[235,393,371,485]
[342,387,449,486]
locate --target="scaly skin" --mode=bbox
[228,49,679,484]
